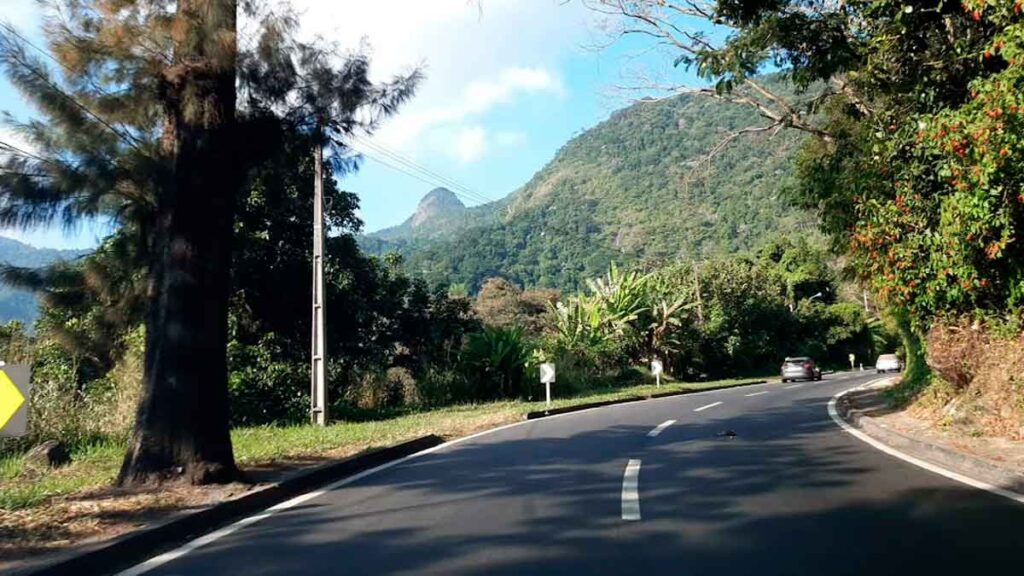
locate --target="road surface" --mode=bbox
[126,372,1024,575]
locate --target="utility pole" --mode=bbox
[863,289,870,313]
[693,264,704,326]
[310,142,327,426]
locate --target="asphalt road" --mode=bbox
[129,372,1024,575]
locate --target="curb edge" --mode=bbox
[828,382,1024,507]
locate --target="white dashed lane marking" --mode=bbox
[647,420,675,437]
[621,459,642,521]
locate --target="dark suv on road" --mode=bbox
[781,357,822,382]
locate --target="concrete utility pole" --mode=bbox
[310,143,328,426]
[693,264,704,325]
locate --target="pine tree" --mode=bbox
[0,0,418,485]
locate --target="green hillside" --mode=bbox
[0,236,87,324]
[365,84,818,290]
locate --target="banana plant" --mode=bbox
[647,295,692,361]
[584,262,651,334]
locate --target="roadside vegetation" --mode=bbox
[0,233,884,463]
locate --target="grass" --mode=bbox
[1,375,766,511]
[0,441,123,510]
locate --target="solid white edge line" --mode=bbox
[646,419,676,437]
[744,391,769,397]
[828,381,1024,507]
[621,459,642,521]
[784,383,803,389]
[116,379,784,575]
[693,401,723,412]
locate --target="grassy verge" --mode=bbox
[2,375,765,512]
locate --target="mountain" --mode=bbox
[364,81,819,291]
[360,186,505,256]
[369,187,483,242]
[0,236,88,325]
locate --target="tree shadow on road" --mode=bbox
[150,395,1024,575]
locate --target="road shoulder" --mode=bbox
[832,379,1024,504]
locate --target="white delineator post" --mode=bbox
[651,359,663,388]
[540,362,556,410]
[310,143,328,426]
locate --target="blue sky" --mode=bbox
[0,0,705,248]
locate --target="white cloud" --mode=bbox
[0,1,41,31]
[0,127,37,161]
[286,0,591,155]
[378,66,562,149]
[463,67,563,115]
[494,130,527,148]
[453,126,487,164]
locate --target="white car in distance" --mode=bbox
[875,353,902,373]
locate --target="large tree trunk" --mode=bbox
[118,0,241,486]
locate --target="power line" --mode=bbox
[0,138,57,166]
[350,144,496,207]
[350,145,471,201]
[351,137,492,205]
[350,135,494,205]
[0,168,51,178]
[355,137,494,204]
[0,22,145,152]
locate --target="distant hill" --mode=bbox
[0,236,88,325]
[360,187,504,256]
[362,79,819,291]
[372,188,467,240]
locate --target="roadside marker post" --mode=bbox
[540,362,556,409]
[651,359,663,387]
[0,363,31,438]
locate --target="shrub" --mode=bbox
[415,367,468,407]
[461,326,530,400]
[81,326,144,439]
[474,277,558,335]
[343,366,419,411]
[898,318,1024,440]
[926,320,988,390]
[23,342,84,446]
[228,333,308,425]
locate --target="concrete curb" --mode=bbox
[14,434,444,576]
[835,389,1024,497]
[525,380,769,420]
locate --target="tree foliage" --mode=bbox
[542,237,877,379]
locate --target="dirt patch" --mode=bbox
[917,321,1024,440]
[0,481,254,563]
